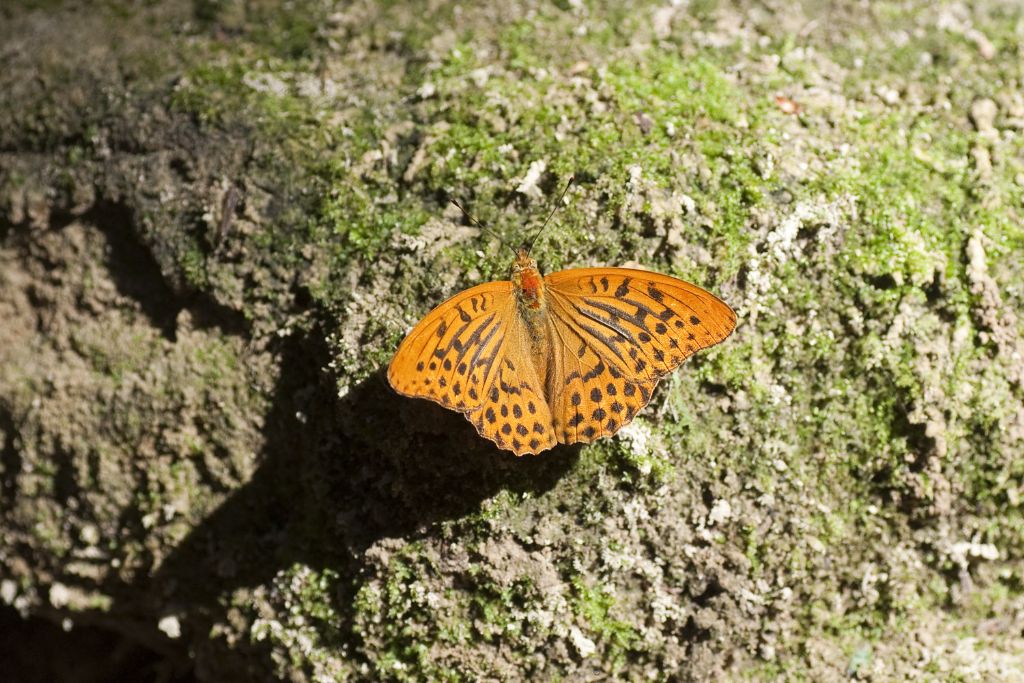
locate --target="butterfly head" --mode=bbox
[512,247,538,273]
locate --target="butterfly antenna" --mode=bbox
[450,197,516,256]
[526,175,574,254]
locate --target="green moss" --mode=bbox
[169,61,307,133]
[249,565,347,676]
[192,339,241,384]
[583,428,677,489]
[191,0,332,60]
[395,47,765,262]
[569,577,640,671]
[351,543,449,680]
[294,567,343,633]
[311,159,432,264]
[468,574,542,643]
[741,525,763,574]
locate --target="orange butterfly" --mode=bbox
[388,242,736,456]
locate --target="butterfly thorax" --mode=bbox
[511,248,545,312]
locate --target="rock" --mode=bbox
[3,2,1024,682]
[970,98,998,135]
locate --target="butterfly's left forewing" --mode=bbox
[388,279,558,456]
[544,268,736,445]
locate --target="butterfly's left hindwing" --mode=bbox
[388,281,515,412]
[465,347,558,456]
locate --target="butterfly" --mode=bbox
[388,245,736,456]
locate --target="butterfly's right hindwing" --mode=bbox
[388,281,515,413]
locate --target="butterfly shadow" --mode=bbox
[140,326,579,660]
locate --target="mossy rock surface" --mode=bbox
[2,1,1023,681]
